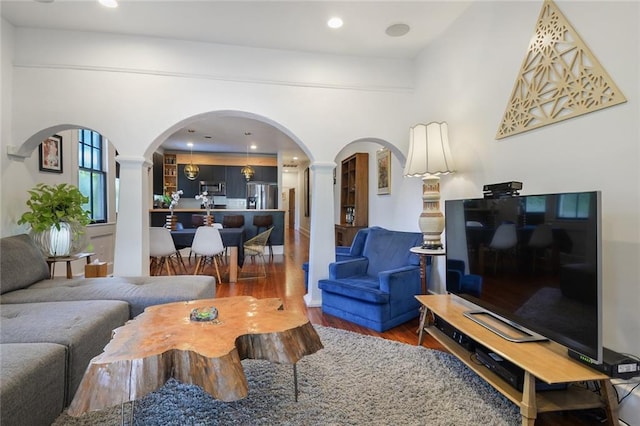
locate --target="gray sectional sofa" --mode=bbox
[0,233,216,426]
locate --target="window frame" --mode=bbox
[78,129,107,224]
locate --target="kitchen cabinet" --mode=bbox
[253,166,278,183]
[152,152,164,195]
[225,166,247,198]
[177,165,200,197]
[212,166,226,181]
[163,154,177,196]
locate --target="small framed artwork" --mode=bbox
[376,148,391,195]
[39,135,63,173]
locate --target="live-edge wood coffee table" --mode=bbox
[67,296,323,416]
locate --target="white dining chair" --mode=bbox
[149,227,186,275]
[190,226,225,284]
[487,223,518,273]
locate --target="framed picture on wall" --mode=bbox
[376,148,391,195]
[39,135,63,173]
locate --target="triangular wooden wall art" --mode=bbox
[496,0,627,139]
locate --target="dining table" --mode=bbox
[171,227,245,283]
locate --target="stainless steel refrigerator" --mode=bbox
[246,182,278,209]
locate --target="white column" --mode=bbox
[113,155,151,276]
[304,161,336,307]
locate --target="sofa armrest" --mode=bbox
[329,258,369,279]
[379,265,420,297]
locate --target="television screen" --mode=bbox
[444,191,602,363]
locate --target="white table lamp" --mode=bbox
[403,122,455,249]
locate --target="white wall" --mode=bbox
[414,0,639,356]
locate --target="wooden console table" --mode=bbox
[416,294,618,426]
[46,252,94,279]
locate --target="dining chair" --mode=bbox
[253,215,274,260]
[149,227,186,275]
[241,227,273,279]
[528,223,553,271]
[486,223,518,274]
[188,222,224,263]
[190,226,225,284]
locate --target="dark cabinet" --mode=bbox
[177,165,200,197]
[225,166,247,198]
[253,166,277,183]
[152,152,164,195]
[212,166,226,181]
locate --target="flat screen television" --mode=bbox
[444,191,602,364]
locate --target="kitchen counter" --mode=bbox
[150,209,285,245]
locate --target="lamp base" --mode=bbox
[418,175,445,251]
[421,241,443,250]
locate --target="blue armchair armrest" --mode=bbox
[329,258,369,279]
[379,265,420,296]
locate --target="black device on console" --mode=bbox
[433,315,475,352]
[474,344,567,392]
[569,347,640,380]
[482,181,523,199]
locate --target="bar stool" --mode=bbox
[253,215,273,260]
[222,215,244,228]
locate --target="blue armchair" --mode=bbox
[303,227,375,290]
[447,259,483,297]
[318,227,425,332]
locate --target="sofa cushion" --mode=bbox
[0,275,216,318]
[0,234,50,294]
[0,300,130,405]
[1,343,66,426]
[361,228,422,276]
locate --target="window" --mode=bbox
[524,196,546,213]
[558,193,591,219]
[78,129,106,223]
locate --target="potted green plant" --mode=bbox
[18,183,91,257]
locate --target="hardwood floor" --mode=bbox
[158,226,606,425]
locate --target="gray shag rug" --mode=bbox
[54,325,519,425]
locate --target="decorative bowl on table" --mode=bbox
[190,306,219,322]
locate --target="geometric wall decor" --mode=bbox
[496,0,626,139]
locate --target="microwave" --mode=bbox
[199,181,226,196]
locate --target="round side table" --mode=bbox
[410,247,446,294]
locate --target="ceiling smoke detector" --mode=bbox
[385,23,410,37]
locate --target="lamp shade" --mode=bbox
[404,122,455,177]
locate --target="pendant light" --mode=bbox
[184,142,200,180]
[240,134,255,181]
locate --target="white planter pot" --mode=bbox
[31,222,85,257]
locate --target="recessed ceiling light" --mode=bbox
[250,144,257,150]
[327,17,343,29]
[385,23,410,37]
[293,156,298,161]
[98,0,118,8]
[187,142,194,147]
